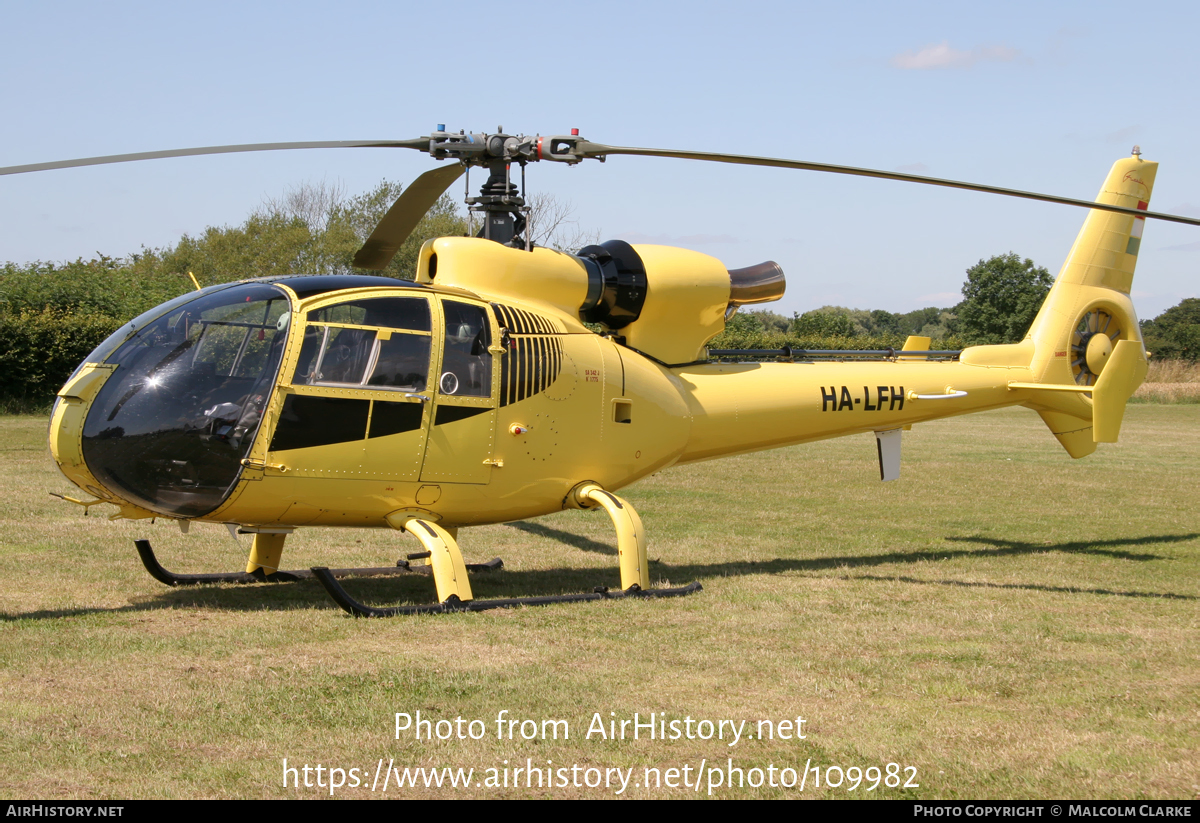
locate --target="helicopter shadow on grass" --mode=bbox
[1,565,674,620]
[5,531,1195,622]
[505,520,616,555]
[288,529,1200,610]
[645,532,1200,602]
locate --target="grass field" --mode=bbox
[1,406,1196,799]
[1134,361,1200,404]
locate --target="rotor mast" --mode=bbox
[426,126,589,249]
[428,126,529,247]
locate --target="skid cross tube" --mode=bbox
[569,482,650,591]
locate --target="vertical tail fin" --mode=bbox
[1023,153,1155,451]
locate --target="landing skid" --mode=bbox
[134,539,502,587]
[135,484,702,615]
[311,569,703,617]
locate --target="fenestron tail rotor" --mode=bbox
[1071,308,1123,386]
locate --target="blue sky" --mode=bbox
[3,0,1197,319]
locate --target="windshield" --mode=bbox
[80,283,291,517]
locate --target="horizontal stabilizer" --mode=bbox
[898,336,932,361]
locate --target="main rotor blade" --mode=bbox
[0,139,428,176]
[353,163,466,270]
[575,142,1200,227]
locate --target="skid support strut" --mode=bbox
[391,516,474,604]
[313,489,703,617]
[569,482,649,591]
[246,532,287,576]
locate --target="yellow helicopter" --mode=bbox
[7,129,1198,615]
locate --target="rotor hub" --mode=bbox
[1085,331,1113,375]
[1071,309,1121,385]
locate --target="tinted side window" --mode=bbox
[305,297,431,331]
[369,334,432,391]
[438,301,492,397]
[294,297,432,391]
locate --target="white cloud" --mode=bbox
[1105,125,1139,144]
[891,41,1017,70]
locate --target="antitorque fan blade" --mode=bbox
[0,139,427,177]
[572,141,1200,227]
[353,164,466,270]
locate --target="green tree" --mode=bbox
[0,179,470,407]
[1141,298,1200,361]
[161,212,316,285]
[132,180,469,290]
[957,253,1052,344]
[880,306,959,339]
[747,310,793,334]
[792,307,856,337]
[723,311,765,337]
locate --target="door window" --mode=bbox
[438,301,492,397]
[293,296,432,391]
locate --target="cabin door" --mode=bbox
[266,294,435,481]
[419,299,499,485]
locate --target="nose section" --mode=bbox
[49,364,119,504]
[50,282,291,519]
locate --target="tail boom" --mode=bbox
[674,359,1034,464]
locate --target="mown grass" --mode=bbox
[0,407,1196,799]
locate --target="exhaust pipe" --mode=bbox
[728,261,785,306]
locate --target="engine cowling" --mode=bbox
[415,237,785,366]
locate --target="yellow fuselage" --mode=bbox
[50,247,1035,533]
[53,142,1159,534]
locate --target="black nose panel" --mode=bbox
[81,283,290,517]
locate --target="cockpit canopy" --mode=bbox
[81,282,291,517]
[72,275,497,520]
